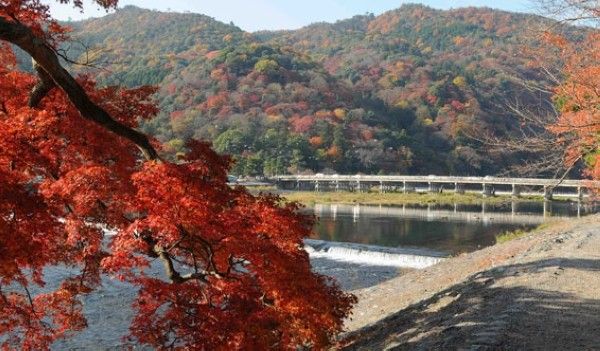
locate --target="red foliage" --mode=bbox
[290,115,315,133]
[204,92,229,112]
[425,94,438,105]
[450,99,465,112]
[205,50,221,60]
[170,110,185,120]
[361,129,374,141]
[165,82,177,95]
[0,2,355,349]
[309,136,324,147]
[326,145,341,158]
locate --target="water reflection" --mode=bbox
[311,201,598,255]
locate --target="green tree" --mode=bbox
[244,153,264,176]
[254,58,279,74]
[213,129,247,154]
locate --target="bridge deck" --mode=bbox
[275,175,599,188]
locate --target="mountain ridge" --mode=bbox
[19,4,584,176]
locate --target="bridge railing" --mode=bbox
[273,175,600,188]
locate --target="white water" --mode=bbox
[304,239,446,268]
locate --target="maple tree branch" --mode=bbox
[20,282,35,311]
[157,247,219,284]
[138,231,209,284]
[0,17,159,161]
[156,248,185,283]
[28,60,55,108]
[137,224,235,284]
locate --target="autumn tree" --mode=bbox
[475,1,599,180]
[0,1,355,349]
[545,30,600,179]
[538,1,600,180]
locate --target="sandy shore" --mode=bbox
[341,215,600,350]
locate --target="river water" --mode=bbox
[310,201,597,255]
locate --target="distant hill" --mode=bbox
[24,4,583,176]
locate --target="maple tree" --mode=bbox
[0,1,355,349]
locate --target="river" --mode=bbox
[310,201,597,254]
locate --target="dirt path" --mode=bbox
[341,215,600,350]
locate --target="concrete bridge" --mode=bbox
[274,175,600,200]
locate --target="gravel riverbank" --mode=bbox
[341,215,600,350]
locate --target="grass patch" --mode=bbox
[495,228,531,244]
[495,222,552,244]
[246,185,277,192]
[277,190,529,206]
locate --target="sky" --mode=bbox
[49,0,535,32]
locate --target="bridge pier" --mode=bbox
[455,182,465,194]
[511,184,521,198]
[482,183,494,197]
[543,185,553,200]
[356,181,363,193]
[428,182,445,193]
[402,181,415,194]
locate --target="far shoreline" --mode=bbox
[251,189,572,206]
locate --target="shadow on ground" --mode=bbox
[342,258,600,350]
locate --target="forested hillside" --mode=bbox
[38,4,576,176]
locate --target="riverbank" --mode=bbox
[340,214,600,350]
[279,190,546,206]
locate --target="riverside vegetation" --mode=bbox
[280,190,547,206]
[494,223,551,244]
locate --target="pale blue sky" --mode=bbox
[50,0,535,32]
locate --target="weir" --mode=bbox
[304,239,447,268]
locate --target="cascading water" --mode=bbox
[304,239,447,268]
